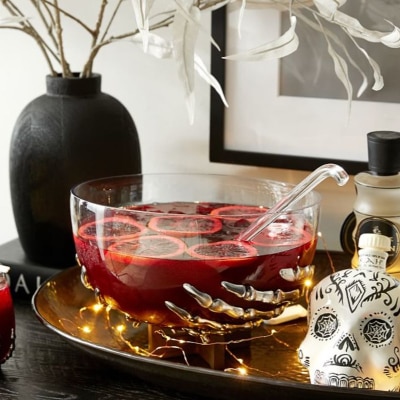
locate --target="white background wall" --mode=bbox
[0,3,357,253]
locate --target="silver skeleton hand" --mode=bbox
[165,265,314,333]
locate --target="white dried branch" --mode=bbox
[0,0,399,122]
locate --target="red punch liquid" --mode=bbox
[74,202,317,327]
[0,275,15,364]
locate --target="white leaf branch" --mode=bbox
[0,0,399,121]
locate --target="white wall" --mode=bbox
[0,3,357,252]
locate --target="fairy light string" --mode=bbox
[58,300,307,378]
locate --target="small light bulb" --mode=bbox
[304,279,313,287]
[92,303,103,312]
[81,325,92,334]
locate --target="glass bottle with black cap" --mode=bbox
[350,131,400,277]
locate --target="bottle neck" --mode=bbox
[355,171,400,189]
[353,172,400,216]
[358,248,388,271]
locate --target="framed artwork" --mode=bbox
[209,2,400,174]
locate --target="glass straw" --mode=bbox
[237,164,349,242]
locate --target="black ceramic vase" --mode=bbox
[9,73,141,267]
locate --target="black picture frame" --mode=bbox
[209,6,368,175]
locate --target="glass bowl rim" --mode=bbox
[70,172,321,216]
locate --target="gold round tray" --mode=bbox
[32,266,394,400]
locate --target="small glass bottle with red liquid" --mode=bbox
[0,265,15,365]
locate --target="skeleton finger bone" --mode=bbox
[279,264,315,282]
[182,283,287,320]
[165,300,285,333]
[80,264,94,290]
[221,282,300,304]
[165,301,226,331]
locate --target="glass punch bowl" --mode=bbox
[70,173,320,333]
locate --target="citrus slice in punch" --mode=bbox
[187,240,258,260]
[78,216,145,242]
[148,215,222,237]
[107,235,186,264]
[210,205,267,222]
[250,222,312,247]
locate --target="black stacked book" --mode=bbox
[0,239,66,299]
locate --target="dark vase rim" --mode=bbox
[46,73,102,96]
[46,72,101,80]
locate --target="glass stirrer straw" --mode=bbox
[237,163,349,242]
